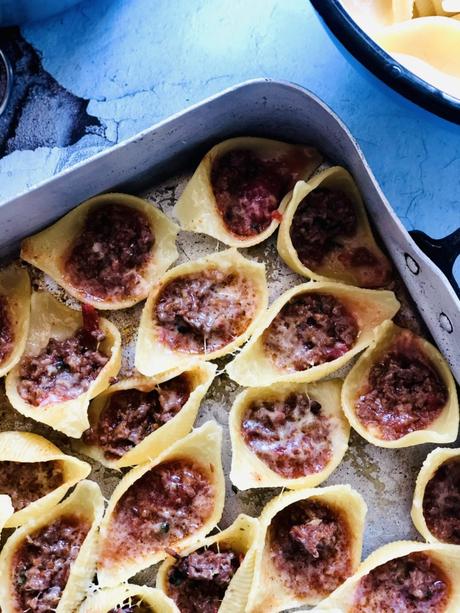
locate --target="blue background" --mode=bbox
[1,0,459,276]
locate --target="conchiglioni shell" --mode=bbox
[311,540,460,612]
[5,292,122,438]
[97,421,225,587]
[392,0,415,21]
[75,361,217,468]
[0,431,90,528]
[0,265,30,377]
[277,167,392,288]
[247,485,367,613]
[0,480,104,613]
[174,137,322,248]
[229,380,349,490]
[157,513,259,613]
[0,495,13,536]
[339,0,396,30]
[226,282,400,387]
[135,248,268,377]
[80,584,179,613]
[21,193,179,310]
[342,320,458,448]
[411,446,460,542]
[414,0,436,15]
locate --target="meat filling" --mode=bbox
[83,373,192,460]
[0,460,64,511]
[108,599,152,613]
[241,392,333,478]
[268,499,352,598]
[155,268,257,353]
[17,306,108,407]
[211,148,305,237]
[263,293,358,372]
[352,552,450,612]
[355,335,448,440]
[12,514,90,613]
[423,458,460,544]
[103,459,214,562]
[290,188,357,267]
[0,295,13,363]
[65,203,154,300]
[167,546,243,613]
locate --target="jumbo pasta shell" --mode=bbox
[174,137,322,248]
[0,431,90,528]
[311,541,460,612]
[411,447,460,543]
[0,265,30,377]
[246,485,367,612]
[0,480,104,613]
[21,193,179,310]
[0,495,13,536]
[5,292,122,438]
[135,249,268,376]
[97,421,225,586]
[277,167,392,288]
[75,361,217,469]
[80,585,179,613]
[157,513,259,613]
[342,320,458,448]
[226,281,400,387]
[229,380,350,490]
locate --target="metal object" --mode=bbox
[0,80,459,576]
[310,0,460,125]
[0,49,12,117]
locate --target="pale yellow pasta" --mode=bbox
[80,585,179,613]
[0,495,13,537]
[0,265,30,378]
[311,541,460,612]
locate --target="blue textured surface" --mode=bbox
[1,0,459,262]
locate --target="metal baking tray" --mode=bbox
[1,79,459,590]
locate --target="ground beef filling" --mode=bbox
[65,203,154,300]
[17,308,108,407]
[263,293,358,372]
[0,460,64,511]
[12,514,90,613]
[351,552,450,612]
[355,336,448,441]
[103,459,214,562]
[108,599,152,613]
[83,373,191,460]
[0,295,13,363]
[167,545,243,613]
[155,268,257,353]
[211,148,305,237]
[268,499,352,598]
[290,188,357,267]
[241,392,333,479]
[422,458,460,544]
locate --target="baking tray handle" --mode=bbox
[410,228,460,297]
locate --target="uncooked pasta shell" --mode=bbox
[5,292,122,438]
[97,421,225,586]
[0,430,90,527]
[75,361,217,468]
[246,485,367,612]
[229,379,349,490]
[0,480,104,613]
[174,137,322,248]
[277,167,392,287]
[79,584,179,613]
[226,281,400,387]
[135,248,268,376]
[411,446,460,542]
[157,513,259,613]
[21,192,179,310]
[0,265,30,377]
[310,540,460,612]
[342,320,458,448]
